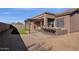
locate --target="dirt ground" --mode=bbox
[21,32,79,51]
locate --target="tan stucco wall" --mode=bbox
[70,13,79,32]
[64,15,71,33]
[0,23,10,32]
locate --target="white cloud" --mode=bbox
[0,12,20,15]
[0,17,9,23]
[12,8,37,11]
[0,16,16,23]
[1,12,13,14]
[0,16,24,24]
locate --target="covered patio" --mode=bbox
[25,12,68,35]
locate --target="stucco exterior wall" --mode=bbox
[70,13,79,32]
[0,23,10,32]
[64,15,71,33]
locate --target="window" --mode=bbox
[56,18,64,28]
[48,18,54,27]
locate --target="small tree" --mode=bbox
[15,22,23,25]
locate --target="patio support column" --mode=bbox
[40,20,43,27]
[54,19,57,27]
[25,22,26,31]
[31,21,35,31]
[44,14,48,27]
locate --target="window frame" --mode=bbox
[56,18,64,28]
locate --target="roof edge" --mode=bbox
[32,12,56,19]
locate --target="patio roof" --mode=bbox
[32,12,56,19]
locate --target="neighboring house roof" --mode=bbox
[25,8,79,22]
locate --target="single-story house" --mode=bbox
[25,8,79,35]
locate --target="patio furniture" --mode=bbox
[42,26,68,35]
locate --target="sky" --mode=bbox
[0,8,70,24]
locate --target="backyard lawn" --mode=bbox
[18,28,29,34]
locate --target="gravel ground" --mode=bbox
[21,32,79,51]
